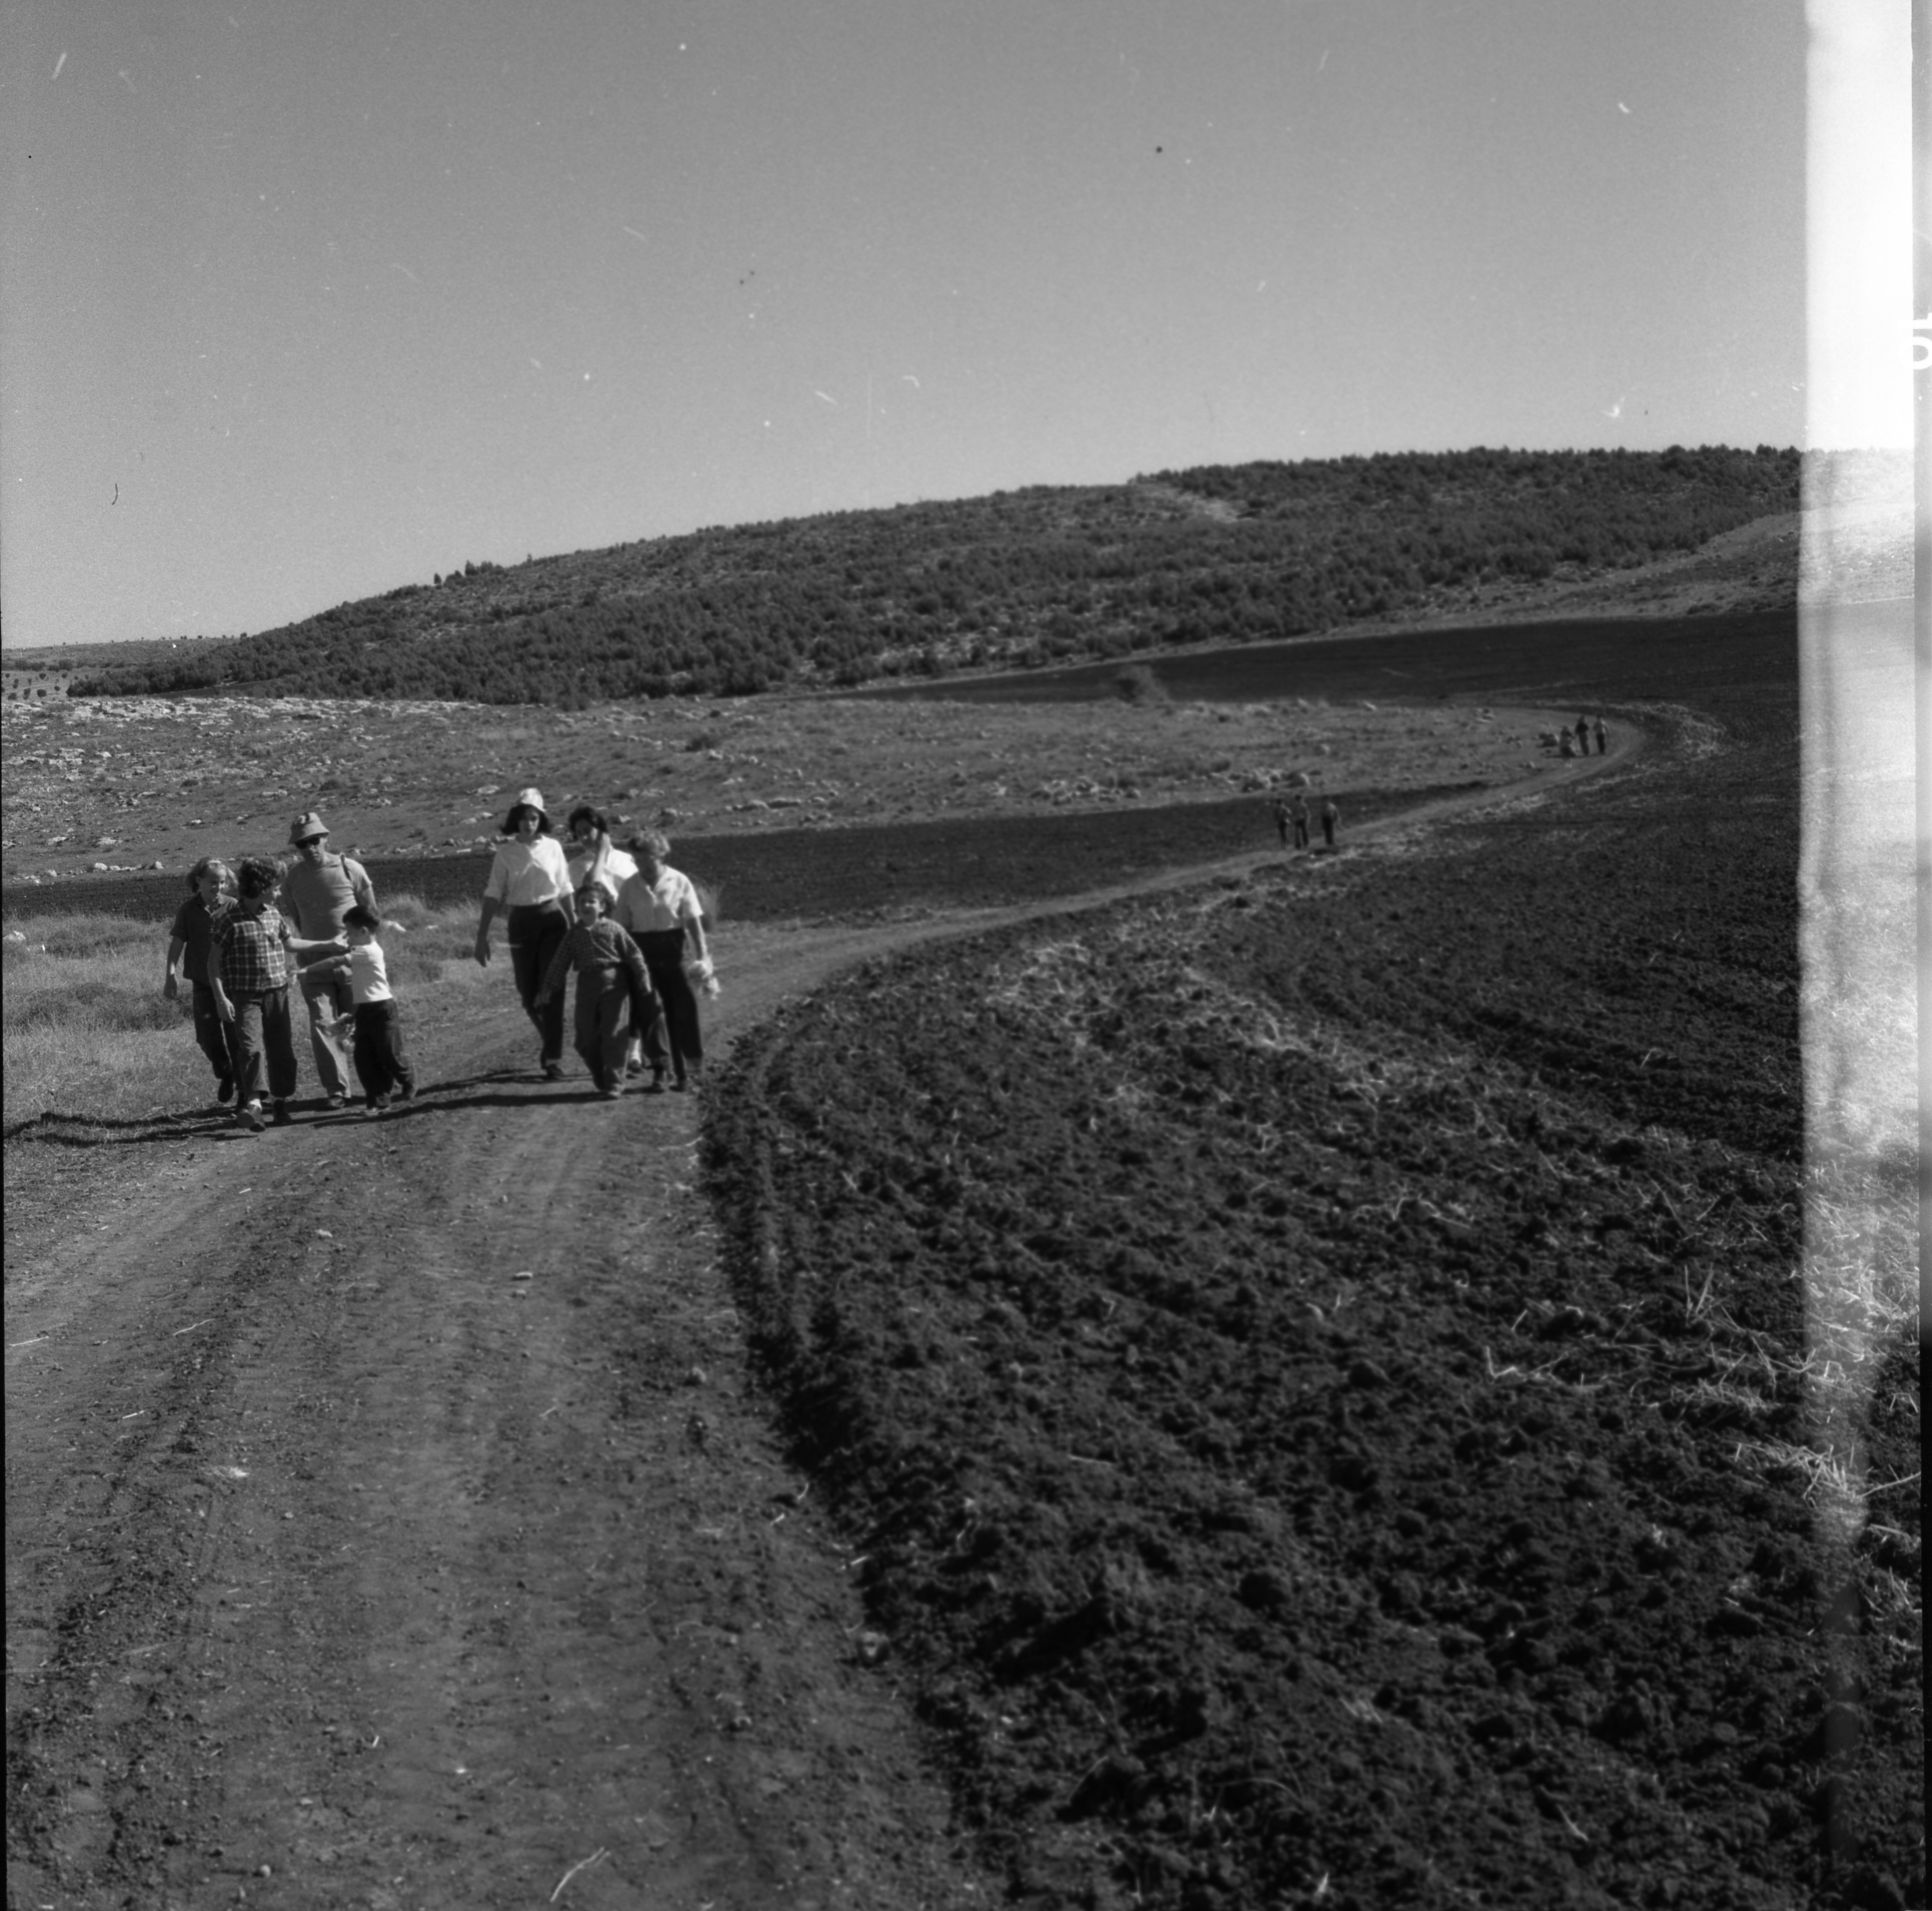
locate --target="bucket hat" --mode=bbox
[288,811,330,845]
[507,787,551,831]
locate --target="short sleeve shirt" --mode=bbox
[280,854,373,961]
[170,892,222,985]
[211,904,296,994]
[615,865,702,935]
[348,941,394,1005]
[483,836,572,907]
[567,843,638,899]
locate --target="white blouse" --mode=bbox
[483,835,572,907]
[567,843,638,898]
[616,865,703,934]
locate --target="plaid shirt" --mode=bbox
[211,902,296,994]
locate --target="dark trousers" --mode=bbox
[1321,817,1336,847]
[351,999,413,1104]
[635,930,702,1078]
[231,985,299,1107]
[572,966,642,1090]
[507,903,569,1065]
[1292,818,1310,848]
[191,984,239,1084]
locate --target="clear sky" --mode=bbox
[0,0,1843,650]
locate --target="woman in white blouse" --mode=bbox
[564,805,638,901]
[614,829,711,1091]
[473,787,576,1079]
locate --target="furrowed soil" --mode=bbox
[6,612,1919,1911]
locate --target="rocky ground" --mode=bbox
[0,689,1548,889]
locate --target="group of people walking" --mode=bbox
[1271,790,1340,851]
[474,789,712,1097]
[162,792,712,1131]
[162,813,415,1130]
[1560,715,1609,759]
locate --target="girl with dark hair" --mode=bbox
[565,804,637,901]
[533,881,656,1098]
[474,788,576,1079]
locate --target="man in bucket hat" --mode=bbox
[280,811,378,1107]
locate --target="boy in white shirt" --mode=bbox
[313,905,417,1115]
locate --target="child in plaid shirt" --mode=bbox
[207,857,346,1130]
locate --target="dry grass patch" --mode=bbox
[3,897,473,1126]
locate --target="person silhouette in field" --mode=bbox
[533,879,656,1099]
[1574,715,1591,755]
[1594,715,1608,755]
[1271,797,1291,847]
[1288,791,1311,850]
[163,856,239,1106]
[1320,795,1340,849]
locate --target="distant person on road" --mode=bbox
[1320,796,1340,849]
[474,789,577,1080]
[534,880,655,1099]
[164,856,239,1106]
[1288,792,1311,850]
[565,805,637,901]
[1593,716,1608,755]
[280,811,377,1110]
[307,905,416,1117]
[615,829,712,1093]
[1574,716,1591,755]
[1271,797,1290,847]
[208,856,348,1131]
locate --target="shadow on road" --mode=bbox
[4,1076,672,1148]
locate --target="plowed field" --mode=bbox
[706,671,1920,1908]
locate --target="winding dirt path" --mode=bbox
[4,718,1636,1911]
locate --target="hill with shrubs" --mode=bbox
[63,445,1800,706]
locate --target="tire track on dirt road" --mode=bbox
[4,721,1637,1910]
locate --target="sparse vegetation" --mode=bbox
[51,447,1802,705]
[0,686,1546,885]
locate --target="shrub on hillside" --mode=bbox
[62,446,1802,706]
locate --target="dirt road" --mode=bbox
[4,726,1636,1911]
